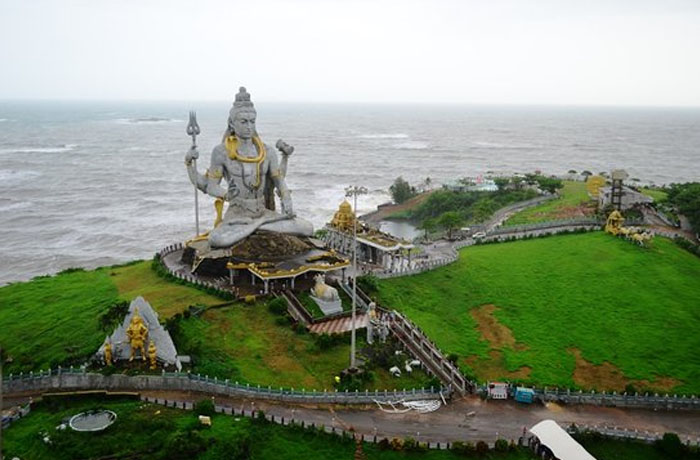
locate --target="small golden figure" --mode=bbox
[605,210,625,236]
[104,341,112,366]
[148,340,157,370]
[126,308,148,361]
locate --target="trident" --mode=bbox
[187,110,201,236]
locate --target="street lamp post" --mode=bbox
[345,185,367,369]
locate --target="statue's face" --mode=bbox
[232,110,256,140]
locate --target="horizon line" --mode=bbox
[1,97,700,110]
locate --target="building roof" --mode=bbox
[529,420,596,460]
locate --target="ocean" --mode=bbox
[0,101,698,285]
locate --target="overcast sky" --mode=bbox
[1,0,699,106]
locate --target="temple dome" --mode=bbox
[331,200,356,231]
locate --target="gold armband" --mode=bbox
[270,169,281,179]
[206,169,223,179]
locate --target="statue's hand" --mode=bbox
[276,139,294,156]
[282,196,295,217]
[185,146,199,165]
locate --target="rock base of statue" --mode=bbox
[310,295,343,315]
[182,230,349,280]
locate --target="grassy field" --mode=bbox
[375,232,700,393]
[3,396,537,460]
[0,261,223,375]
[640,187,668,203]
[0,261,430,391]
[176,305,433,390]
[504,181,595,226]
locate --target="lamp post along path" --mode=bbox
[187,111,201,236]
[345,185,367,369]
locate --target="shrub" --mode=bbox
[494,438,509,452]
[194,398,215,416]
[275,316,291,326]
[314,332,346,349]
[402,436,427,452]
[656,432,683,458]
[475,440,489,455]
[98,301,129,332]
[447,352,459,364]
[389,437,404,451]
[356,274,379,293]
[451,441,476,455]
[267,297,288,315]
[294,323,307,335]
[378,438,391,450]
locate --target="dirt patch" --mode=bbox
[569,348,681,392]
[551,203,596,220]
[465,351,531,381]
[361,191,432,224]
[471,304,526,350]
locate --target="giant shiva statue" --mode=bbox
[185,87,313,248]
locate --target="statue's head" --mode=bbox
[227,87,257,140]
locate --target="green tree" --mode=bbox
[535,176,564,194]
[494,177,510,191]
[389,176,416,204]
[667,182,700,234]
[418,217,437,240]
[438,211,464,239]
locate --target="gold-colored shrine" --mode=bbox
[330,200,356,232]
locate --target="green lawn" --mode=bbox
[640,187,668,203]
[375,232,700,393]
[176,305,433,391]
[3,396,537,460]
[0,261,223,375]
[0,262,428,391]
[577,436,700,460]
[504,181,595,226]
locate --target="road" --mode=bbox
[6,391,699,444]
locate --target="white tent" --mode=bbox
[529,420,596,460]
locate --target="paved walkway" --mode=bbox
[8,391,697,444]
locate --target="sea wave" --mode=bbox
[392,141,429,150]
[0,169,43,185]
[114,117,184,125]
[0,201,32,212]
[358,133,409,139]
[0,144,78,154]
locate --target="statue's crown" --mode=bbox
[233,87,255,111]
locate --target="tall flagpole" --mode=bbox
[345,185,367,369]
[187,111,201,236]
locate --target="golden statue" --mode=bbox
[605,210,653,247]
[148,340,158,370]
[605,210,625,235]
[126,308,148,361]
[330,200,356,232]
[104,341,112,366]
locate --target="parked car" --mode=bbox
[473,231,486,239]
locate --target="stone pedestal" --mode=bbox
[311,295,342,315]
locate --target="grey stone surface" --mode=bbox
[310,295,342,315]
[96,297,181,370]
[185,87,313,248]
